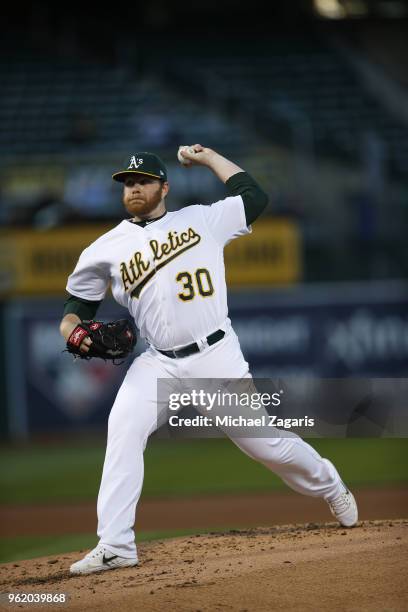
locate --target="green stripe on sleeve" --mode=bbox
[225,171,269,225]
[63,294,102,321]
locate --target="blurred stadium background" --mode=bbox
[0,0,407,563]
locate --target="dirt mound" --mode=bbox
[2,487,407,537]
[0,520,407,612]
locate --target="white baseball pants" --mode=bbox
[96,327,345,558]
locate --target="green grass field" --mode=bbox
[1,437,407,504]
[1,437,407,563]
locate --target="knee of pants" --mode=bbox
[106,425,151,461]
[237,437,288,464]
[107,405,157,449]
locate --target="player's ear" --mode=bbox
[161,181,169,197]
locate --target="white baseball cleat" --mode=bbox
[327,488,358,527]
[70,544,138,575]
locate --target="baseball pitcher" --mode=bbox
[60,145,358,574]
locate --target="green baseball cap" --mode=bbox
[112,152,167,182]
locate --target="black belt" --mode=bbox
[157,329,225,359]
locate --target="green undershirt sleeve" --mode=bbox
[63,294,102,321]
[225,171,269,225]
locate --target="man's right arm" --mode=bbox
[180,145,268,225]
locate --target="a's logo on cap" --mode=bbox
[128,156,143,169]
[160,170,164,176]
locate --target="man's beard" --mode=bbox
[124,186,163,217]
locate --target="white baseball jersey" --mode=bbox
[66,186,347,563]
[66,196,251,350]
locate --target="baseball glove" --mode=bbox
[66,319,137,362]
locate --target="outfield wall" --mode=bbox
[1,280,407,439]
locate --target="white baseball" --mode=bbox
[177,145,195,166]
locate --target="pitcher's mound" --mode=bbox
[1,520,407,611]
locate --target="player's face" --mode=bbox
[122,175,169,219]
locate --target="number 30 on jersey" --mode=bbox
[176,268,214,301]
